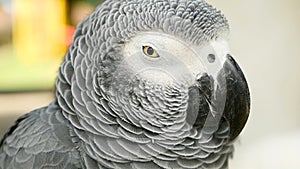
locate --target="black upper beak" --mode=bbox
[221,54,250,141]
[186,54,250,141]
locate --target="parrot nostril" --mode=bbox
[207,54,216,63]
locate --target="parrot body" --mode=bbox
[0,0,250,168]
[0,103,82,168]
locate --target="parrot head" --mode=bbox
[58,0,250,154]
[89,0,250,142]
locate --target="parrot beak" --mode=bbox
[186,53,250,141]
[219,54,250,141]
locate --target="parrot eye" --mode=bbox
[142,46,160,58]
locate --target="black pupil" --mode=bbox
[147,47,154,55]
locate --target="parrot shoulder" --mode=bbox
[0,102,81,169]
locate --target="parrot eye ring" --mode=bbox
[142,46,160,58]
[207,54,216,63]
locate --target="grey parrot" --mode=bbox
[0,0,250,168]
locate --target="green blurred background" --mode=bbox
[1,0,300,168]
[0,0,103,92]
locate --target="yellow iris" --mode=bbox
[143,46,159,58]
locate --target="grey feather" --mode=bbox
[0,102,81,169]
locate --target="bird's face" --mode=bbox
[104,31,249,141]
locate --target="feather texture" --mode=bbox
[0,102,81,169]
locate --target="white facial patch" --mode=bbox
[122,31,230,86]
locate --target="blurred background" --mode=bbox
[0,0,98,91]
[0,0,299,168]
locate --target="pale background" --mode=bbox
[1,0,300,168]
